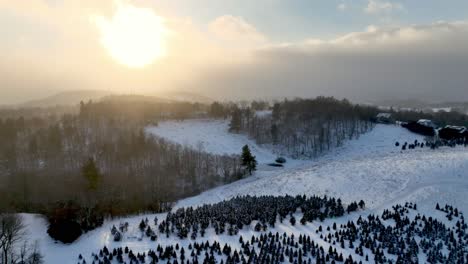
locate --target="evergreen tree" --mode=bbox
[241,145,257,175]
[82,157,101,191]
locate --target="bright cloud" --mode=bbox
[364,0,404,15]
[208,15,267,48]
[0,0,467,104]
[337,3,347,11]
[193,21,468,102]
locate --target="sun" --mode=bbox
[94,2,168,68]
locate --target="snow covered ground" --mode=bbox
[146,119,304,169]
[20,120,468,263]
[149,120,468,216]
[18,208,403,263]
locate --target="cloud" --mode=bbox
[337,3,347,11]
[189,21,468,102]
[0,0,467,104]
[364,0,404,15]
[208,15,267,48]
[0,1,271,104]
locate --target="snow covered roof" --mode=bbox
[417,119,436,128]
[432,107,452,113]
[376,113,392,118]
[443,125,466,133]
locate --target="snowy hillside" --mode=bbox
[146,119,303,169]
[175,125,468,216]
[20,120,468,263]
[149,120,468,215]
[146,120,274,162]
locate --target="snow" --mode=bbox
[20,210,378,264]
[146,120,273,162]
[20,120,468,263]
[156,121,468,217]
[254,110,272,117]
[20,213,164,264]
[146,119,302,168]
[432,107,452,113]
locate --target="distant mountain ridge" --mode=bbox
[15,90,214,108]
[18,90,113,108]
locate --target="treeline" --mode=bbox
[388,108,468,127]
[0,104,244,217]
[79,95,208,123]
[224,97,378,158]
[0,105,77,119]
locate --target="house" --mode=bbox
[402,120,436,136]
[417,119,437,128]
[438,126,467,141]
[463,130,468,140]
[376,113,393,124]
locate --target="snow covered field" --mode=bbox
[146,119,276,163]
[150,120,468,215]
[146,119,305,169]
[20,119,468,263]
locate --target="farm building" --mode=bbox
[438,125,467,141]
[417,119,437,128]
[376,113,393,124]
[402,120,436,136]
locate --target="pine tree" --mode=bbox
[241,145,257,175]
[82,157,101,191]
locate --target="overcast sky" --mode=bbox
[1,0,468,104]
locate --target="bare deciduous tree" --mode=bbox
[0,214,25,264]
[0,214,43,264]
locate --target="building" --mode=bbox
[376,113,393,124]
[417,119,437,128]
[438,125,467,140]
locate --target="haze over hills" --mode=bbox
[369,98,468,114]
[17,90,113,108]
[11,90,214,108]
[12,89,468,114]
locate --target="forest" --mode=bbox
[226,97,378,158]
[0,99,245,240]
[3,96,442,217]
[4,95,465,245]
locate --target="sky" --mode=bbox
[1,0,468,104]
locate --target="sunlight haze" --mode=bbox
[1,0,467,103]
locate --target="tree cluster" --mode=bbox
[80,200,467,264]
[159,195,347,240]
[0,101,247,242]
[228,97,377,158]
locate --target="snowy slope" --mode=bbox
[20,121,468,263]
[150,121,468,216]
[146,119,303,168]
[18,209,388,264]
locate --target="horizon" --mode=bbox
[1,1,468,104]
